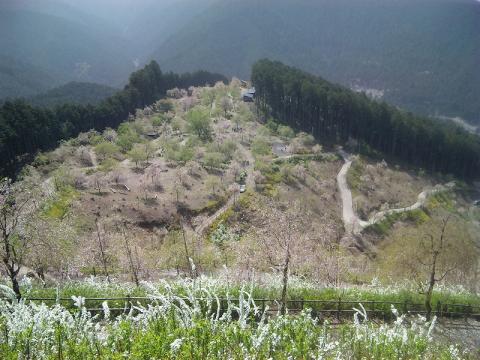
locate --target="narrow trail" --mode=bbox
[336,149,455,236]
[195,143,255,236]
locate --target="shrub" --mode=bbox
[251,137,271,156]
[151,114,166,126]
[187,107,212,141]
[94,141,120,161]
[278,124,295,139]
[203,152,226,168]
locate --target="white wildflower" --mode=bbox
[71,295,85,309]
[102,301,110,319]
[170,338,184,353]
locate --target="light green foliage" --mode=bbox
[89,133,104,146]
[187,106,212,141]
[151,114,166,127]
[128,144,147,167]
[237,103,254,122]
[210,223,240,248]
[206,140,237,164]
[280,164,296,184]
[94,141,119,161]
[99,158,119,172]
[163,140,194,163]
[43,186,78,219]
[203,152,226,168]
[251,137,271,156]
[367,209,430,236]
[278,124,295,139]
[32,152,50,167]
[171,116,185,132]
[346,158,364,191]
[265,117,278,133]
[200,88,216,107]
[301,133,316,146]
[116,123,141,152]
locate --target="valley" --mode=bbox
[8,79,477,292]
[1,1,480,354]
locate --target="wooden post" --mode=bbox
[336,298,341,321]
[126,295,131,314]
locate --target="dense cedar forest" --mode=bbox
[0,61,227,178]
[252,59,480,180]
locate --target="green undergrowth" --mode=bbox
[42,185,78,219]
[16,279,480,316]
[346,158,364,193]
[366,209,430,236]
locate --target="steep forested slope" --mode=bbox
[252,59,480,179]
[153,0,480,124]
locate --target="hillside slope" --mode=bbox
[152,0,480,124]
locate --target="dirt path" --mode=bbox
[360,182,455,229]
[337,150,363,235]
[336,149,455,236]
[195,143,255,236]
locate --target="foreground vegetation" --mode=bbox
[0,278,474,359]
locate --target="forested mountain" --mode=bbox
[0,61,227,178]
[28,82,118,108]
[0,4,135,100]
[152,0,480,124]
[0,55,61,101]
[2,0,479,125]
[252,59,480,180]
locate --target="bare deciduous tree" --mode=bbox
[0,179,35,299]
[94,214,111,282]
[417,216,457,321]
[258,201,308,314]
[120,222,140,287]
[220,96,233,117]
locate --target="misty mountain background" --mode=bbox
[1,0,479,124]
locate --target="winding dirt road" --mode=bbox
[336,149,455,236]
